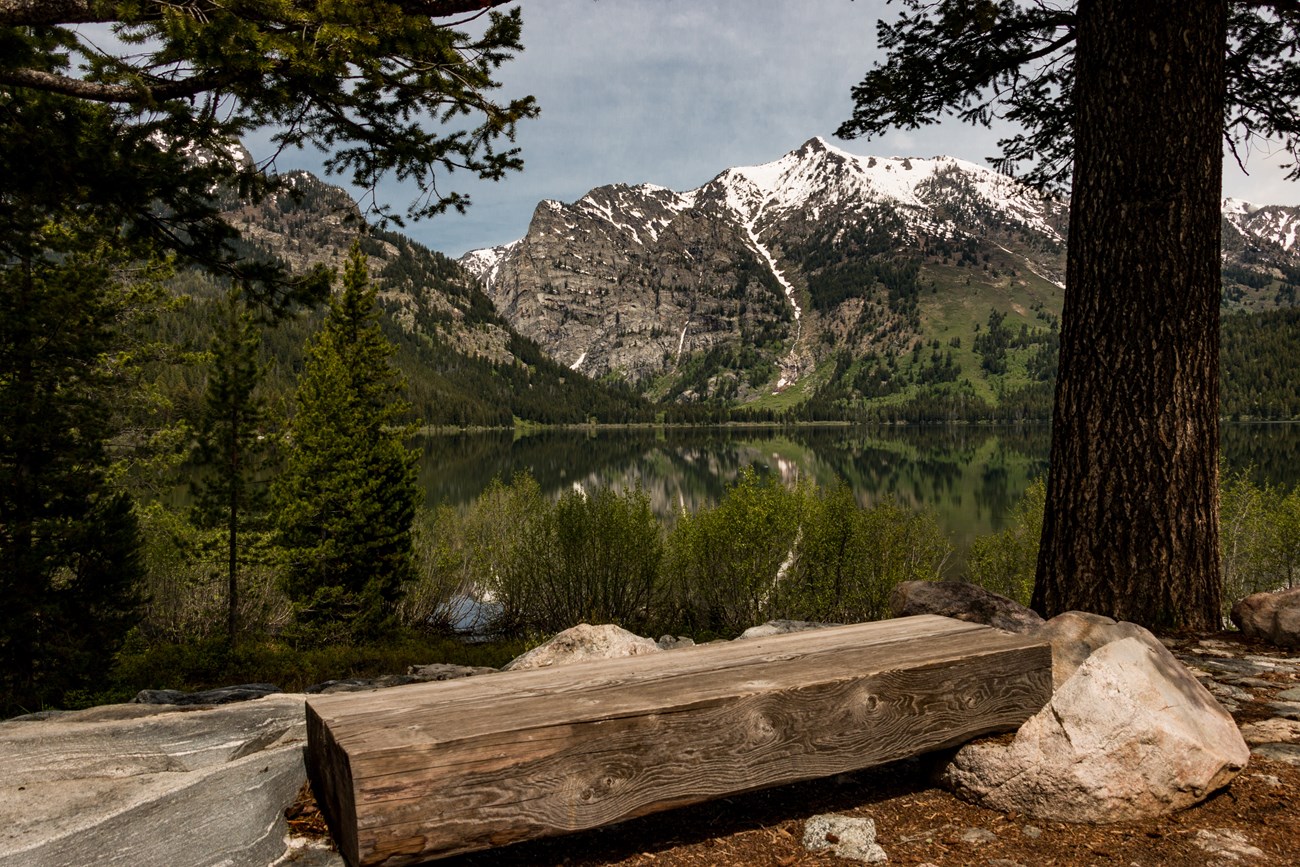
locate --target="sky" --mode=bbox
[245,0,1300,259]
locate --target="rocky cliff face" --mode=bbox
[224,167,519,365]
[464,138,1300,402]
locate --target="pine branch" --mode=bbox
[0,66,227,104]
[0,0,514,28]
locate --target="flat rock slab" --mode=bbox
[0,694,309,867]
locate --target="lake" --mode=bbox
[418,423,1300,571]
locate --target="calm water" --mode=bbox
[418,423,1300,569]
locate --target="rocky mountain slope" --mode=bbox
[463,138,1300,411]
[173,152,651,427]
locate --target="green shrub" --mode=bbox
[788,485,951,622]
[534,485,664,633]
[664,468,806,636]
[967,478,1045,606]
[1220,468,1300,614]
[402,505,485,633]
[135,502,289,643]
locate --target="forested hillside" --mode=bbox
[148,167,652,429]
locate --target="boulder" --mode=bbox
[941,633,1250,823]
[802,814,888,863]
[1231,587,1300,648]
[1035,610,1157,690]
[0,694,308,866]
[405,663,497,681]
[132,683,282,706]
[503,623,660,671]
[738,619,836,639]
[889,580,1044,633]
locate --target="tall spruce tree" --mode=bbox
[273,243,420,643]
[191,286,266,645]
[839,1,1300,630]
[0,221,147,714]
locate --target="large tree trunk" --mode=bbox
[1032,0,1227,630]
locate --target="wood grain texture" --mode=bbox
[306,616,1051,866]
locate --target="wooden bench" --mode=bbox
[305,615,1052,867]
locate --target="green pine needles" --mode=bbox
[273,243,421,645]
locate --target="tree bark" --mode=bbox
[1033,0,1227,630]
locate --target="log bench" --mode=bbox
[305,615,1052,867]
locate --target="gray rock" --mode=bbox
[1266,701,1300,720]
[889,580,1044,634]
[960,827,997,845]
[1021,825,1042,839]
[1185,656,1274,678]
[942,633,1249,823]
[305,678,381,694]
[132,683,282,706]
[1231,586,1300,647]
[738,620,836,640]
[1193,828,1265,862]
[656,635,696,650]
[1251,743,1300,765]
[1232,677,1277,689]
[802,814,888,863]
[1239,717,1300,745]
[1276,686,1300,701]
[504,623,660,671]
[1207,681,1255,703]
[270,840,345,867]
[406,663,497,680]
[0,694,308,867]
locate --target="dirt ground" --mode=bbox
[288,632,1300,866]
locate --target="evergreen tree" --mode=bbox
[839,1,1300,629]
[191,286,266,645]
[2,2,536,300]
[273,243,420,643]
[0,221,147,713]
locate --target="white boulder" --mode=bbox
[942,626,1249,823]
[504,623,660,670]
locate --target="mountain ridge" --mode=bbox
[462,138,1300,411]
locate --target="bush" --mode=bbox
[135,502,289,643]
[1220,468,1300,614]
[966,478,1045,606]
[535,485,664,634]
[664,468,806,636]
[788,485,952,622]
[435,474,666,637]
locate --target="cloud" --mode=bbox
[244,0,1300,256]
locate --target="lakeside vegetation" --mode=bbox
[42,458,1299,714]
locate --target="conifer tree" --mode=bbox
[0,221,147,713]
[273,243,420,643]
[839,0,1300,629]
[191,286,266,645]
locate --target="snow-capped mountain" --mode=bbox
[463,138,1298,403]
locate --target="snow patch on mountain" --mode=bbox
[461,239,520,292]
[1224,197,1300,252]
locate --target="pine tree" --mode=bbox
[2,2,536,298]
[191,286,267,645]
[839,1,1300,629]
[273,243,420,643]
[0,221,146,713]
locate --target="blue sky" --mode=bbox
[245,0,1300,258]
